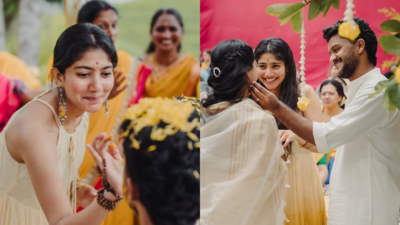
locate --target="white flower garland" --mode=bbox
[344,0,356,27]
[299,22,306,101]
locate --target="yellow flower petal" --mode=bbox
[338,21,360,41]
[132,138,140,150]
[148,145,157,152]
[193,170,200,179]
[297,97,311,112]
[188,141,193,151]
[187,132,199,142]
[395,67,400,84]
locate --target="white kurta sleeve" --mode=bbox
[313,83,397,153]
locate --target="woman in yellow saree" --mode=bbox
[45,1,150,225]
[136,8,200,103]
[0,51,42,90]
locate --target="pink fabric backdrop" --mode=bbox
[200,0,399,88]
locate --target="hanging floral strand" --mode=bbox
[297,21,310,112]
[338,0,360,41]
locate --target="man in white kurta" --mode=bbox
[249,17,400,225]
[313,68,400,224]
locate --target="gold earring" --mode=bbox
[340,97,346,106]
[58,86,67,123]
[104,100,110,118]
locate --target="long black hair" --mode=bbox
[77,0,118,23]
[52,23,117,75]
[146,8,184,53]
[201,39,255,108]
[254,37,299,130]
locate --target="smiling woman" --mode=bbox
[0,23,126,225]
[139,8,200,100]
[254,37,327,225]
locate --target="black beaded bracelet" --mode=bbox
[97,188,122,211]
[100,159,124,199]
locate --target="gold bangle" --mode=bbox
[298,141,313,149]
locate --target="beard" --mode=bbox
[337,51,359,79]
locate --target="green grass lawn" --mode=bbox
[7,0,200,84]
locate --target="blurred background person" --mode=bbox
[0,50,42,90]
[200,49,211,69]
[315,79,346,216]
[315,79,345,183]
[139,8,200,100]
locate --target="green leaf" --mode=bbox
[375,80,390,91]
[308,0,322,20]
[291,10,303,33]
[395,33,400,39]
[332,0,340,9]
[278,2,306,25]
[383,89,397,111]
[322,0,333,17]
[266,4,291,16]
[380,20,400,32]
[369,80,389,98]
[379,34,400,55]
[387,78,400,109]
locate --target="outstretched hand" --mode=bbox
[249,81,280,111]
[108,69,127,100]
[86,133,124,195]
[279,130,297,149]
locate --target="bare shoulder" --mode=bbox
[6,101,58,163]
[305,84,317,95]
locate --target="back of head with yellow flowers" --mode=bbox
[120,97,200,225]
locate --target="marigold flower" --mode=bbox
[297,97,311,112]
[338,21,360,41]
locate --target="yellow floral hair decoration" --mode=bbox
[174,96,200,114]
[338,0,360,41]
[120,97,200,152]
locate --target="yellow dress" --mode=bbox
[313,105,336,163]
[284,141,327,225]
[45,51,144,225]
[142,53,200,99]
[0,90,89,225]
[200,60,210,70]
[0,51,42,89]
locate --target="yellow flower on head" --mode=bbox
[338,21,361,41]
[148,145,157,152]
[395,67,400,84]
[120,97,200,152]
[297,97,311,112]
